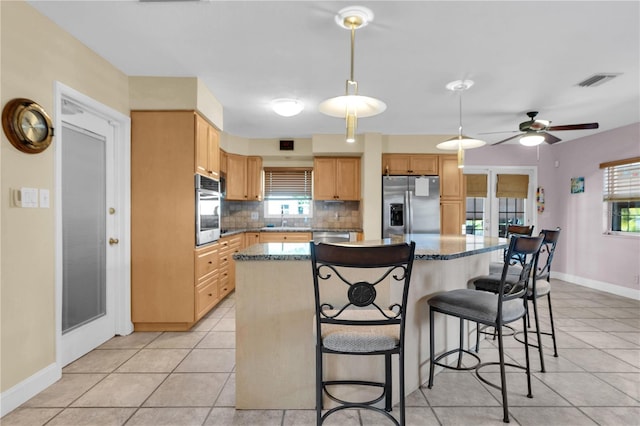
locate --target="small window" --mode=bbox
[263,168,313,219]
[601,157,640,234]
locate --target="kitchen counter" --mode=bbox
[234,234,505,261]
[221,227,362,236]
[234,234,506,409]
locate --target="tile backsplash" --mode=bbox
[222,200,361,230]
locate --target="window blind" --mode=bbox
[496,174,529,198]
[264,167,312,199]
[600,157,640,202]
[465,174,488,198]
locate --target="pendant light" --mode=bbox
[436,80,486,168]
[318,6,386,143]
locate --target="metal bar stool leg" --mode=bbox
[316,345,323,424]
[522,315,533,398]
[384,353,392,411]
[531,297,546,372]
[547,293,559,357]
[428,309,435,388]
[496,323,510,423]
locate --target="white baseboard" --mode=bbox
[0,363,61,417]
[554,272,640,301]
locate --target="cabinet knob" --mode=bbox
[208,293,213,297]
[208,261,213,264]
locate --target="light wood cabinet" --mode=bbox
[220,149,228,175]
[226,153,263,201]
[195,114,220,179]
[382,154,438,175]
[195,243,219,320]
[439,155,465,235]
[131,110,229,331]
[259,232,312,243]
[218,234,243,301]
[313,157,360,201]
[244,232,261,247]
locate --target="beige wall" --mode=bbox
[0,2,129,392]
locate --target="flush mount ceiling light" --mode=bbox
[519,131,546,146]
[436,79,486,168]
[318,6,386,143]
[271,98,304,117]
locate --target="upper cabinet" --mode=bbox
[314,157,360,201]
[382,154,438,175]
[195,114,220,179]
[439,154,465,235]
[226,153,263,201]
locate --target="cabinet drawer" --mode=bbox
[219,274,232,299]
[195,246,218,281]
[196,275,218,319]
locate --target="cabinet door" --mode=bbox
[226,153,247,200]
[336,158,360,200]
[383,154,411,174]
[195,115,210,177]
[313,157,337,200]
[220,149,228,175]
[207,126,220,179]
[441,201,464,235]
[440,155,464,200]
[246,156,263,201]
[244,232,260,247]
[410,155,438,175]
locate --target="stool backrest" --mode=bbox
[310,241,416,341]
[503,224,535,266]
[535,228,561,281]
[498,235,544,305]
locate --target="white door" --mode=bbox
[56,85,132,367]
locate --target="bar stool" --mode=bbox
[472,228,561,372]
[428,234,543,423]
[310,241,416,426]
[489,224,535,276]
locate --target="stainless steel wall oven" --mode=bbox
[196,174,221,246]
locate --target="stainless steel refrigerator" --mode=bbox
[382,176,440,237]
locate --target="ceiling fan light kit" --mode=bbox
[318,5,386,143]
[519,132,546,146]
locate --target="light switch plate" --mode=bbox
[251,211,259,220]
[21,188,39,208]
[39,189,50,208]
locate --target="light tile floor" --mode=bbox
[3,280,639,425]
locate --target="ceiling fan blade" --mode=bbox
[478,130,519,135]
[547,122,599,131]
[492,134,522,145]
[543,132,562,144]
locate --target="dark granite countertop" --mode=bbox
[233,234,507,261]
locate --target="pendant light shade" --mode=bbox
[319,6,386,143]
[437,80,486,168]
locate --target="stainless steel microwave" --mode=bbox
[195,174,221,246]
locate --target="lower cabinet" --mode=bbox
[218,234,243,301]
[195,243,219,321]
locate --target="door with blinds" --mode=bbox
[463,168,536,238]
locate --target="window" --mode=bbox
[601,157,640,234]
[464,174,487,236]
[465,197,485,236]
[498,198,526,237]
[263,168,313,218]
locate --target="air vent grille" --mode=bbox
[577,73,621,87]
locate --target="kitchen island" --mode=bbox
[234,234,507,409]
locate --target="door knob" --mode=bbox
[109,238,119,245]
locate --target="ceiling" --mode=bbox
[28,1,640,145]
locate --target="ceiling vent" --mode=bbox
[577,73,621,87]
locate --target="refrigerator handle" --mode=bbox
[406,190,412,234]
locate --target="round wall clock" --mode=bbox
[2,98,54,154]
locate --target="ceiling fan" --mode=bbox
[487,111,599,145]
